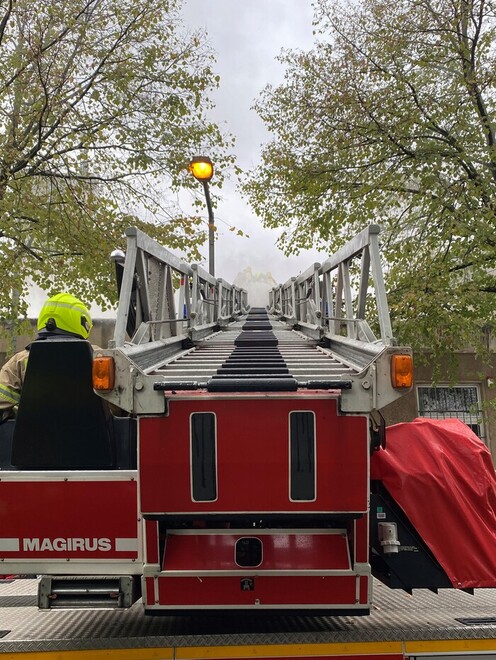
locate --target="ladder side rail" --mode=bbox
[203,282,211,325]
[275,284,284,316]
[211,281,218,325]
[240,287,247,315]
[223,280,230,319]
[135,251,152,337]
[241,289,249,313]
[190,265,200,328]
[177,274,185,327]
[357,246,370,322]
[145,260,174,341]
[216,279,224,321]
[271,286,278,315]
[368,230,394,344]
[182,274,192,333]
[203,282,210,325]
[319,224,381,276]
[235,287,240,316]
[289,278,296,320]
[191,265,219,330]
[296,279,303,324]
[267,287,277,314]
[311,264,322,327]
[316,224,394,345]
[278,285,284,317]
[113,227,195,347]
[134,249,179,343]
[217,278,234,321]
[202,282,210,326]
[233,286,239,316]
[131,227,194,278]
[235,287,241,316]
[164,264,178,339]
[293,263,321,327]
[229,286,235,318]
[342,260,356,340]
[321,270,334,335]
[194,263,217,286]
[112,232,139,347]
[192,263,217,326]
[276,280,286,318]
[334,265,344,336]
[130,256,149,343]
[277,277,294,319]
[232,286,245,316]
[149,258,162,342]
[355,247,378,343]
[283,285,289,317]
[281,284,287,317]
[177,274,191,335]
[233,286,244,317]
[123,336,190,373]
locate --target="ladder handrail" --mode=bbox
[269,225,395,345]
[111,227,247,347]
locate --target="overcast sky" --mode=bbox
[180,0,324,285]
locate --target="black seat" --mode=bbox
[0,420,16,469]
[11,339,115,470]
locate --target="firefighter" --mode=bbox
[0,293,94,420]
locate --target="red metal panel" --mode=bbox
[156,575,358,607]
[145,520,159,564]
[145,576,155,607]
[140,396,367,515]
[359,574,370,604]
[0,480,138,559]
[162,532,350,571]
[353,514,369,564]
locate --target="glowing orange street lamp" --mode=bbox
[189,156,215,277]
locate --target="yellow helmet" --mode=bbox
[37,293,93,340]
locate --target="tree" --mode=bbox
[0,0,234,320]
[243,0,496,364]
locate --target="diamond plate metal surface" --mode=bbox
[1,578,496,653]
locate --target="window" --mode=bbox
[289,411,316,501]
[417,385,485,442]
[190,412,217,501]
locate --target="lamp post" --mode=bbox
[188,156,215,277]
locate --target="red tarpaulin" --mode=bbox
[370,418,496,588]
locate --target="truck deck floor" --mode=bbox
[1,578,496,656]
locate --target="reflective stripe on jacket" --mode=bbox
[0,349,29,415]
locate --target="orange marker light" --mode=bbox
[391,354,413,389]
[93,356,115,391]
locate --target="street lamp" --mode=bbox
[188,155,215,277]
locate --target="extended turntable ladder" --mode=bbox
[97,225,410,414]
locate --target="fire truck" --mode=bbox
[0,224,494,629]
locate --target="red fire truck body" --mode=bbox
[139,392,369,612]
[0,225,494,615]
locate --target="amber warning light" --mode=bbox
[93,356,115,391]
[391,354,413,389]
